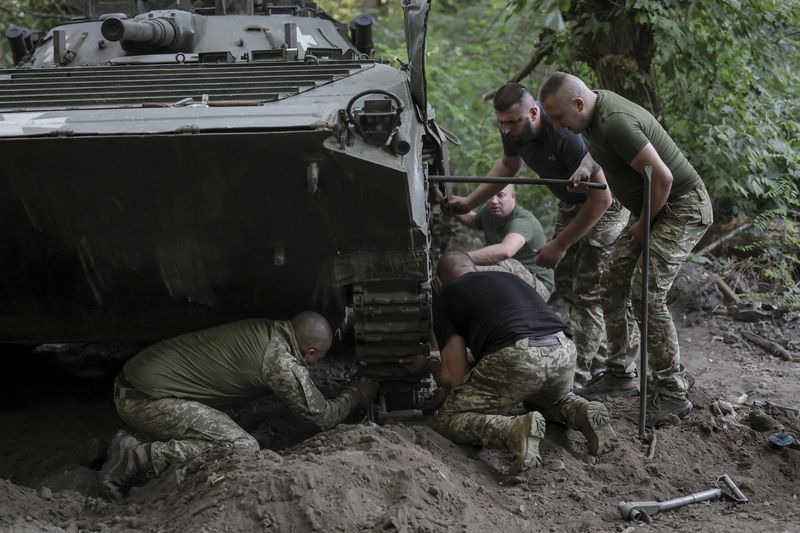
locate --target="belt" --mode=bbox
[114,375,152,401]
[527,334,561,348]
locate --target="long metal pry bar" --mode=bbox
[618,474,749,522]
[639,166,652,436]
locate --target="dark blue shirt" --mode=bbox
[502,105,601,204]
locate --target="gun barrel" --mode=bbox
[101,17,177,48]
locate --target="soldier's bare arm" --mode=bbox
[536,164,612,268]
[565,151,600,187]
[627,143,673,242]
[467,233,526,265]
[399,337,468,390]
[434,335,469,390]
[446,156,523,214]
[454,211,479,228]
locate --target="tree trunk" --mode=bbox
[566,1,662,120]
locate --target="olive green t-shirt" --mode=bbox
[583,90,702,214]
[123,319,361,431]
[124,319,280,408]
[476,205,555,291]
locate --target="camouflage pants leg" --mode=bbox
[553,200,628,376]
[114,395,260,467]
[601,184,713,399]
[433,332,578,448]
[477,258,552,301]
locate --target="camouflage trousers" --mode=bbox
[602,184,713,399]
[553,199,628,376]
[433,332,590,448]
[477,259,552,301]
[114,381,259,468]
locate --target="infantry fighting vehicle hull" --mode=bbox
[1,0,447,410]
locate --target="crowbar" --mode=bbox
[427,175,607,189]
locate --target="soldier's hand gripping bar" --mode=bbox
[427,175,607,190]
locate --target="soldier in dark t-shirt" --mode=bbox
[404,252,617,475]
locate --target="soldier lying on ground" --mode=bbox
[403,252,617,474]
[99,312,378,500]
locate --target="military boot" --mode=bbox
[100,430,159,500]
[645,392,693,427]
[590,354,607,377]
[679,364,695,389]
[576,371,639,401]
[501,411,546,474]
[574,401,618,456]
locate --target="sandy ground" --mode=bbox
[1,264,798,533]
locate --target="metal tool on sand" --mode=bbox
[618,473,748,523]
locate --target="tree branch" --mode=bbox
[482,29,554,101]
[0,4,72,21]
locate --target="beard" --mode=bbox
[502,119,537,145]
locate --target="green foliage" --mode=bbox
[0,1,72,67]
[726,220,800,310]
[642,0,800,223]
[501,0,799,227]
[640,0,800,299]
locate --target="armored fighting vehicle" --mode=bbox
[1,0,449,412]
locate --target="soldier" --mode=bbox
[447,82,627,384]
[407,252,617,474]
[538,72,713,426]
[454,183,554,301]
[100,312,378,500]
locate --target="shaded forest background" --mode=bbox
[2,0,798,304]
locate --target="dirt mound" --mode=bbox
[2,395,798,533]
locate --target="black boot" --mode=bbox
[576,371,639,401]
[645,392,693,427]
[99,430,153,500]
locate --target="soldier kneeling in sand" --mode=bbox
[100,312,378,499]
[405,252,617,473]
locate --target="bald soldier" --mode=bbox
[538,73,713,426]
[454,183,554,301]
[100,312,378,500]
[414,252,617,474]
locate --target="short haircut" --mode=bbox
[436,251,476,280]
[493,82,534,112]
[291,311,332,353]
[538,71,583,102]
